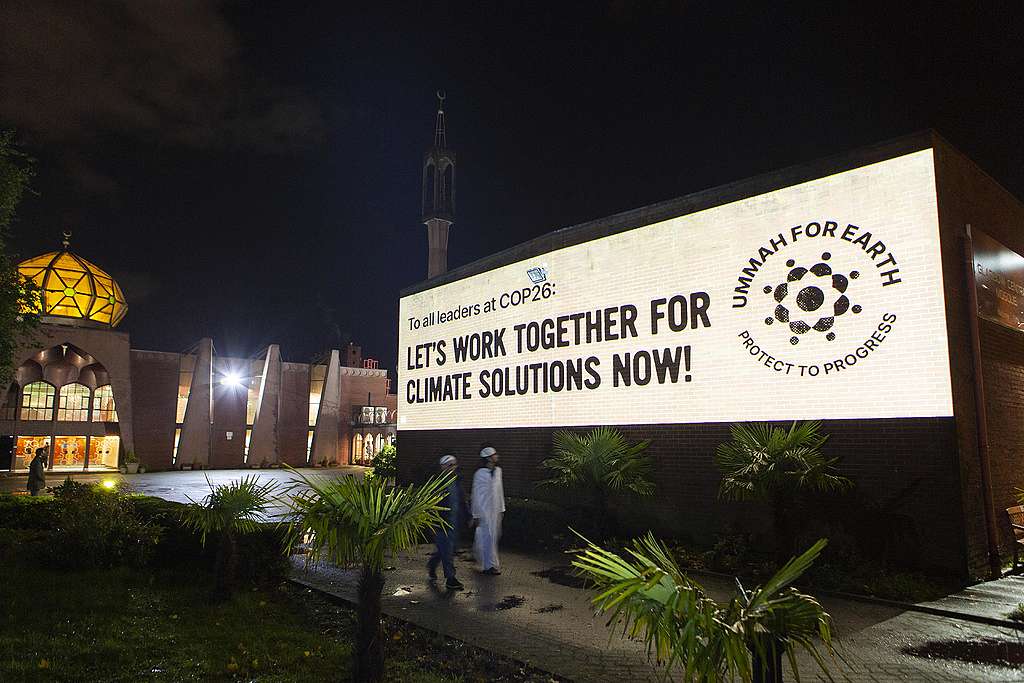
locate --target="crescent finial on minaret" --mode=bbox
[62,230,71,249]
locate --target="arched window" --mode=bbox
[58,383,91,421]
[352,434,363,460]
[363,433,375,459]
[375,434,383,455]
[92,385,118,422]
[386,434,395,447]
[21,382,55,421]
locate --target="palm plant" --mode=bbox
[181,474,278,597]
[716,421,851,563]
[284,471,452,683]
[573,534,837,682]
[541,426,653,538]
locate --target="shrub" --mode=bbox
[180,475,280,597]
[0,494,57,529]
[369,444,397,481]
[541,427,653,539]
[134,495,288,586]
[47,480,162,569]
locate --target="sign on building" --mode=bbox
[971,228,1024,332]
[398,149,954,430]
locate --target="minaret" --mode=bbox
[422,90,455,278]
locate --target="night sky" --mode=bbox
[2,2,1022,377]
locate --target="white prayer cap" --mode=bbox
[439,455,456,466]
[480,446,497,458]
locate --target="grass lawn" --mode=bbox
[0,557,451,682]
[0,491,560,683]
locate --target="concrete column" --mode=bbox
[177,338,213,467]
[248,344,281,466]
[311,349,341,465]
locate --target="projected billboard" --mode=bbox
[398,149,953,430]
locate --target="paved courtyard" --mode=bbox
[0,467,365,519]
[292,547,1024,683]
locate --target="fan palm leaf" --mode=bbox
[574,534,836,682]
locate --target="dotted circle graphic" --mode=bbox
[762,252,862,344]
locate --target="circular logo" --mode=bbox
[761,252,862,344]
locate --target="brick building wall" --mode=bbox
[211,376,246,468]
[933,140,1024,576]
[280,362,312,466]
[399,418,960,570]
[129,350,178,470]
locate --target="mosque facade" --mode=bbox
[1,240,396,473]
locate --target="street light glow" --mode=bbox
[222,371,243,388]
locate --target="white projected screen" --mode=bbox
[398,149,953,430]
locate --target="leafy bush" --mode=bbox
[0,494,57,529]
[134,495,288,586]
[369,444,397,481]
[716,421,851,563]
[541,427,653,539]
[181,475,280,596]
[47,480,162,569]
[574,535,837,682]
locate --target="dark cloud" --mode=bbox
[0,0,325,157]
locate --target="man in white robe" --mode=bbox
[471,446,505,574]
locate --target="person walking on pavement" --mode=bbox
[471,445,505,575]
[428,454,467,590]
[27,447,47,496]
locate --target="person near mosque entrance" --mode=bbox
[471,445,505,575]
[27,446,47,496]
[427,454,468,590]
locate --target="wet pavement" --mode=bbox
[292,546,1024,683]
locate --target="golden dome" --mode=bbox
[18,250,127,327]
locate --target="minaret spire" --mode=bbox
[434,90,447,151]
[421,90,456,279]
[62,230,72,250]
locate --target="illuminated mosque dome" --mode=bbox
[17,234,127,327]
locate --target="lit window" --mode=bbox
[243,428,252,464]
[172,427,182,464]
[246,359,264,425]
[176,355,195,423]
[352,434,363,461]
[21,382,55,421]
[92,385,118,422]
[306,429,314,462]
[57,383,91,421]
[308,364,326,427]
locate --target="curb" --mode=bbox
[682,567,1024,631]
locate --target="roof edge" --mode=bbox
[401,130,938,297]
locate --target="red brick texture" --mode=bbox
[398,418,961,570]
[129,350,178,470]
[934,139,1024,576]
